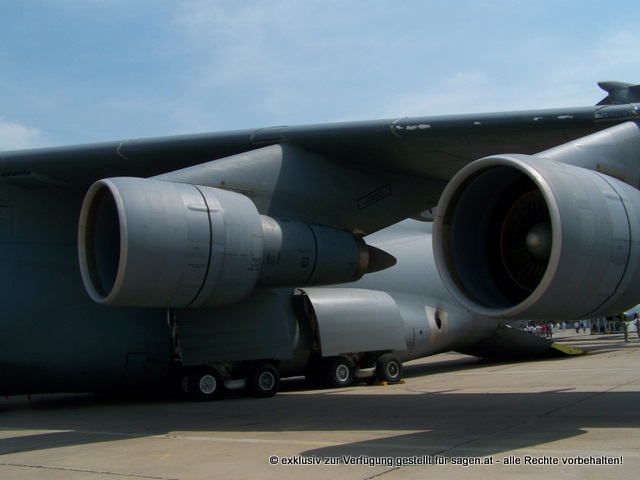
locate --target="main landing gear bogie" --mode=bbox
[305,353,404,389]
[179,361,281,401]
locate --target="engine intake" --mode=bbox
[433,154,640,320]
[78,177,380,308]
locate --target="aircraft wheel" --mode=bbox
[187,366,224,401]
[167,367,192,398]
[375,354,403,383]
[176,369,191,397]
[324,357,354,388]
[247,362,280,398]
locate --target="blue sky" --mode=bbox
[2,0,640,149]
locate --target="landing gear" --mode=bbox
[186,366,224,401]
[375,353,403,383]
[247,362,280,398]
[323,356,355,388]
[305,354,403,388]
[178,360,282,400]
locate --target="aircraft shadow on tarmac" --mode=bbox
[1,340,639,462]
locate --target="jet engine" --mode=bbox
[78,177,382,308]
[433,154,640,320]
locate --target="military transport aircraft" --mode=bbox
[2,81,640,400]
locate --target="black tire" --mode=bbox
[323,357,355,388]
[166,367,192,398]
[375,354,403,383]
[187,366,224,401]
[178,369,191,397]
[247,362,280,398]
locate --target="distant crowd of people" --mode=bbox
[522,320,590,338]
[522,321,558,339]
[521,315,640,342]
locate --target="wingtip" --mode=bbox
[596,81,640,105]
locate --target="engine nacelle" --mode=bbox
[433,154,640,320]
[78,177,372,308]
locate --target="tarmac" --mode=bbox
[1,330,639,480]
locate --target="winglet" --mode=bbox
[597,81,640,105]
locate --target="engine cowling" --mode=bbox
[78,177,376,308]
[433,154,640,320]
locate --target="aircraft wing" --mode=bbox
[1,102,637,235]
[1,104,635,186]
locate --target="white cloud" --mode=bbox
[0,119,46,150]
